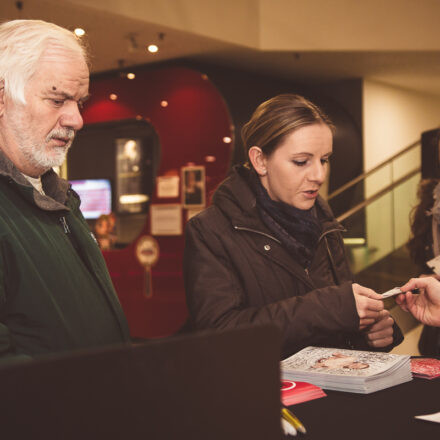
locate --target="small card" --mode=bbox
[415,411,440,423]
[381,287,402,299]
[411,358,440,379]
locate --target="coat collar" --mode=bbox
[213,165,344,237]
[212,166,347,288]
[0,148,70,211]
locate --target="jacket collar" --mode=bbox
[0,148,70,211]
[213,165,344,237]
[213,165,345,288]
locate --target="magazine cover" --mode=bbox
[282,346,409,378]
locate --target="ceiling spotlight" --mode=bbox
[147,44,159,53]
[205,155,216,163]
[160,100,168,107]
[74,28,85,37]
[109,94,118,101]
[223,136,232,144]
[126,72,135,80]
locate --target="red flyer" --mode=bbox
[410,358,440,380]
[281,380,327,406]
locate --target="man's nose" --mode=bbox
[59,101,84,131]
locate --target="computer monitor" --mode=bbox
[69,178,112,219]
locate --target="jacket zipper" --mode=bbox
[234,225,312,278]
[235,225,345,280]
[59,216,70,234]
[318,226,346,242]
[233,225,281,244]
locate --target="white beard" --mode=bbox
[9,110,75,173]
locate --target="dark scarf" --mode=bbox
[239,166,322,268]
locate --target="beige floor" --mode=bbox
[390,323,423,356]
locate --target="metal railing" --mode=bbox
[331,138,422,274]
[328,140,420,201]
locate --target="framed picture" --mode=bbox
[181,166,205,208]
[150,204,182,236]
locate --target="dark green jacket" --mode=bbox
[0,151,130,361]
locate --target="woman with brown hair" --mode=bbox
[407,178,440,354]
[183,94,402,358]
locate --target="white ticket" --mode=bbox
[415,411,440,424]
[381,287,402,299]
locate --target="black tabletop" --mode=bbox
[286,377,439,440]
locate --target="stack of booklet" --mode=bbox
[410,358,440,379]
[281,346,412,394]
[281,379,327,406]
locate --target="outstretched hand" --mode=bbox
[396,277,440,327]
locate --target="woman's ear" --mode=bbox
[0,81,5,118]
[248,146,267,176]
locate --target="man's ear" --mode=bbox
[248,146,267,176]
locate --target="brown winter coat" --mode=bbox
[184,167,403,358]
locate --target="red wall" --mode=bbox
[82,67,233,338]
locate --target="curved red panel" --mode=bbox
[82,67,233,338]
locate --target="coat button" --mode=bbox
[264,244,271,251]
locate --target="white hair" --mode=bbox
[0,19,88,104]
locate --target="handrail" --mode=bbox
[328,139,420,200]
[336,167,421,223]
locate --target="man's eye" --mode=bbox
[52,99,64,106]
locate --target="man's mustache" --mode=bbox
[46,128,75,143]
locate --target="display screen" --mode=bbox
[69,179,112,219]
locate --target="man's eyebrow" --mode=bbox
[46,90,90,102]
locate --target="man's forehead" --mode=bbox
[32,56,89,95]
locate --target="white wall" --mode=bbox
[363,80,440,262]
[363,80,440,172]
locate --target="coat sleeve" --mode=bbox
[184,216,367,357]
[0,239,32,363]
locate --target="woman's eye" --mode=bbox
[293,160,307,167]
[321,158,330,165]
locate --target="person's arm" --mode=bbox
[396,277,440,327]
[0,243,32,363]
[184,219,390,355]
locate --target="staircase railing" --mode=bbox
[329,139,422,274]
[328,140,420,202]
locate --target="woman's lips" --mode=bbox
[303,189,319,199]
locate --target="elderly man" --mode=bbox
[0,19,130,360]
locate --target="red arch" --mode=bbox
[82,67,233,337]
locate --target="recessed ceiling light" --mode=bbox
[223,136,232,144]
[126,72,135,80]
[74,28,85,37]
[160,100,168,107]
[109,94,118,101]
[147,44,159,53]
[205,155,216,162]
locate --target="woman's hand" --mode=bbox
[364,309,394,348]
[396,277,440,327]
[352,283,384,330]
